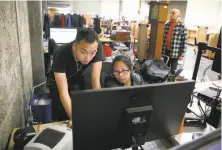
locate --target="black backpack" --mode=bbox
[141,59,170,83]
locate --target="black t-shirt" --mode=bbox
[50,41,104,89]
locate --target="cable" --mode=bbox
[201,64,212,82]
[212,83,222,89]
[199,105,203,117]
[205,102,207,113]
[189,84,221,122]
[199,96,209,119]
[190,92,197,107]
[194,91,213,119]
[198,102,207,119]
[194,96,208,119]
[204,102,211,116]
[189,93,205,118]
[48,53,84,82]
[189,109,204,119]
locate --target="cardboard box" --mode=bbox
[206,33,219,59]
[113,31,131,41]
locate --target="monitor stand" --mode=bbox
[124,105,153,150]
[131,136,144,150]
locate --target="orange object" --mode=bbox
[83,14,90,27]
[178,116,185,134]
[166,22,177,49]
[61,14,65,28]
[103,45,112,57]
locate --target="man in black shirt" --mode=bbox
[49,28,104,121]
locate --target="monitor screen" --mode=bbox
[71,81,195,150]
[50,28,77,44]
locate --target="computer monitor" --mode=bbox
[71,81,195,150]
[50,28,77,44]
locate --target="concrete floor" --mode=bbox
[178,45,220,82]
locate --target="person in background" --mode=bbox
[107,18,113,35]
[93,15,101,34]
[105,55,143,87]
[49,28,105,121]
[162,9,187,74]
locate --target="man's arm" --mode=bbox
[161,24,167,56]
[91,61,102,89]
[179,27,188,57]
[54,73,72,119]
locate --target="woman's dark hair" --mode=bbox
[112,55,133,71]
[75,28,99,44]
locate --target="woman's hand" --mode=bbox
[178,56,184,61]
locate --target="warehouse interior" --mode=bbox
[0,0,221,150]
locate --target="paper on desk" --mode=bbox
[174,123,216,145]
[112,140,166,150]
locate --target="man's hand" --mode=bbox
[91,61,102,89]
[178,56,184,61]
[68,120,72,128]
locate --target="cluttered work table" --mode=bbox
[7,80,220,150]
[99,36,137,43]
[7,122,216,150]
[188,80,221,116]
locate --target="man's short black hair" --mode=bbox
[75,28,99,44]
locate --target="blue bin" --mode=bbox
[30,93,52,123]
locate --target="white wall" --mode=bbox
[122,0,139,21]
[168,1,187,23]
[218,1,222,27]
[185,0,222,28]
[140,1,149,21]
[70,0,101,14]
[100,0,120,19]
[70,0,120,19]
[69,0,150,21]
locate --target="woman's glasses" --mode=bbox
[113,69,130,76]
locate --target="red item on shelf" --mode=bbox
[103,44,112,57]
